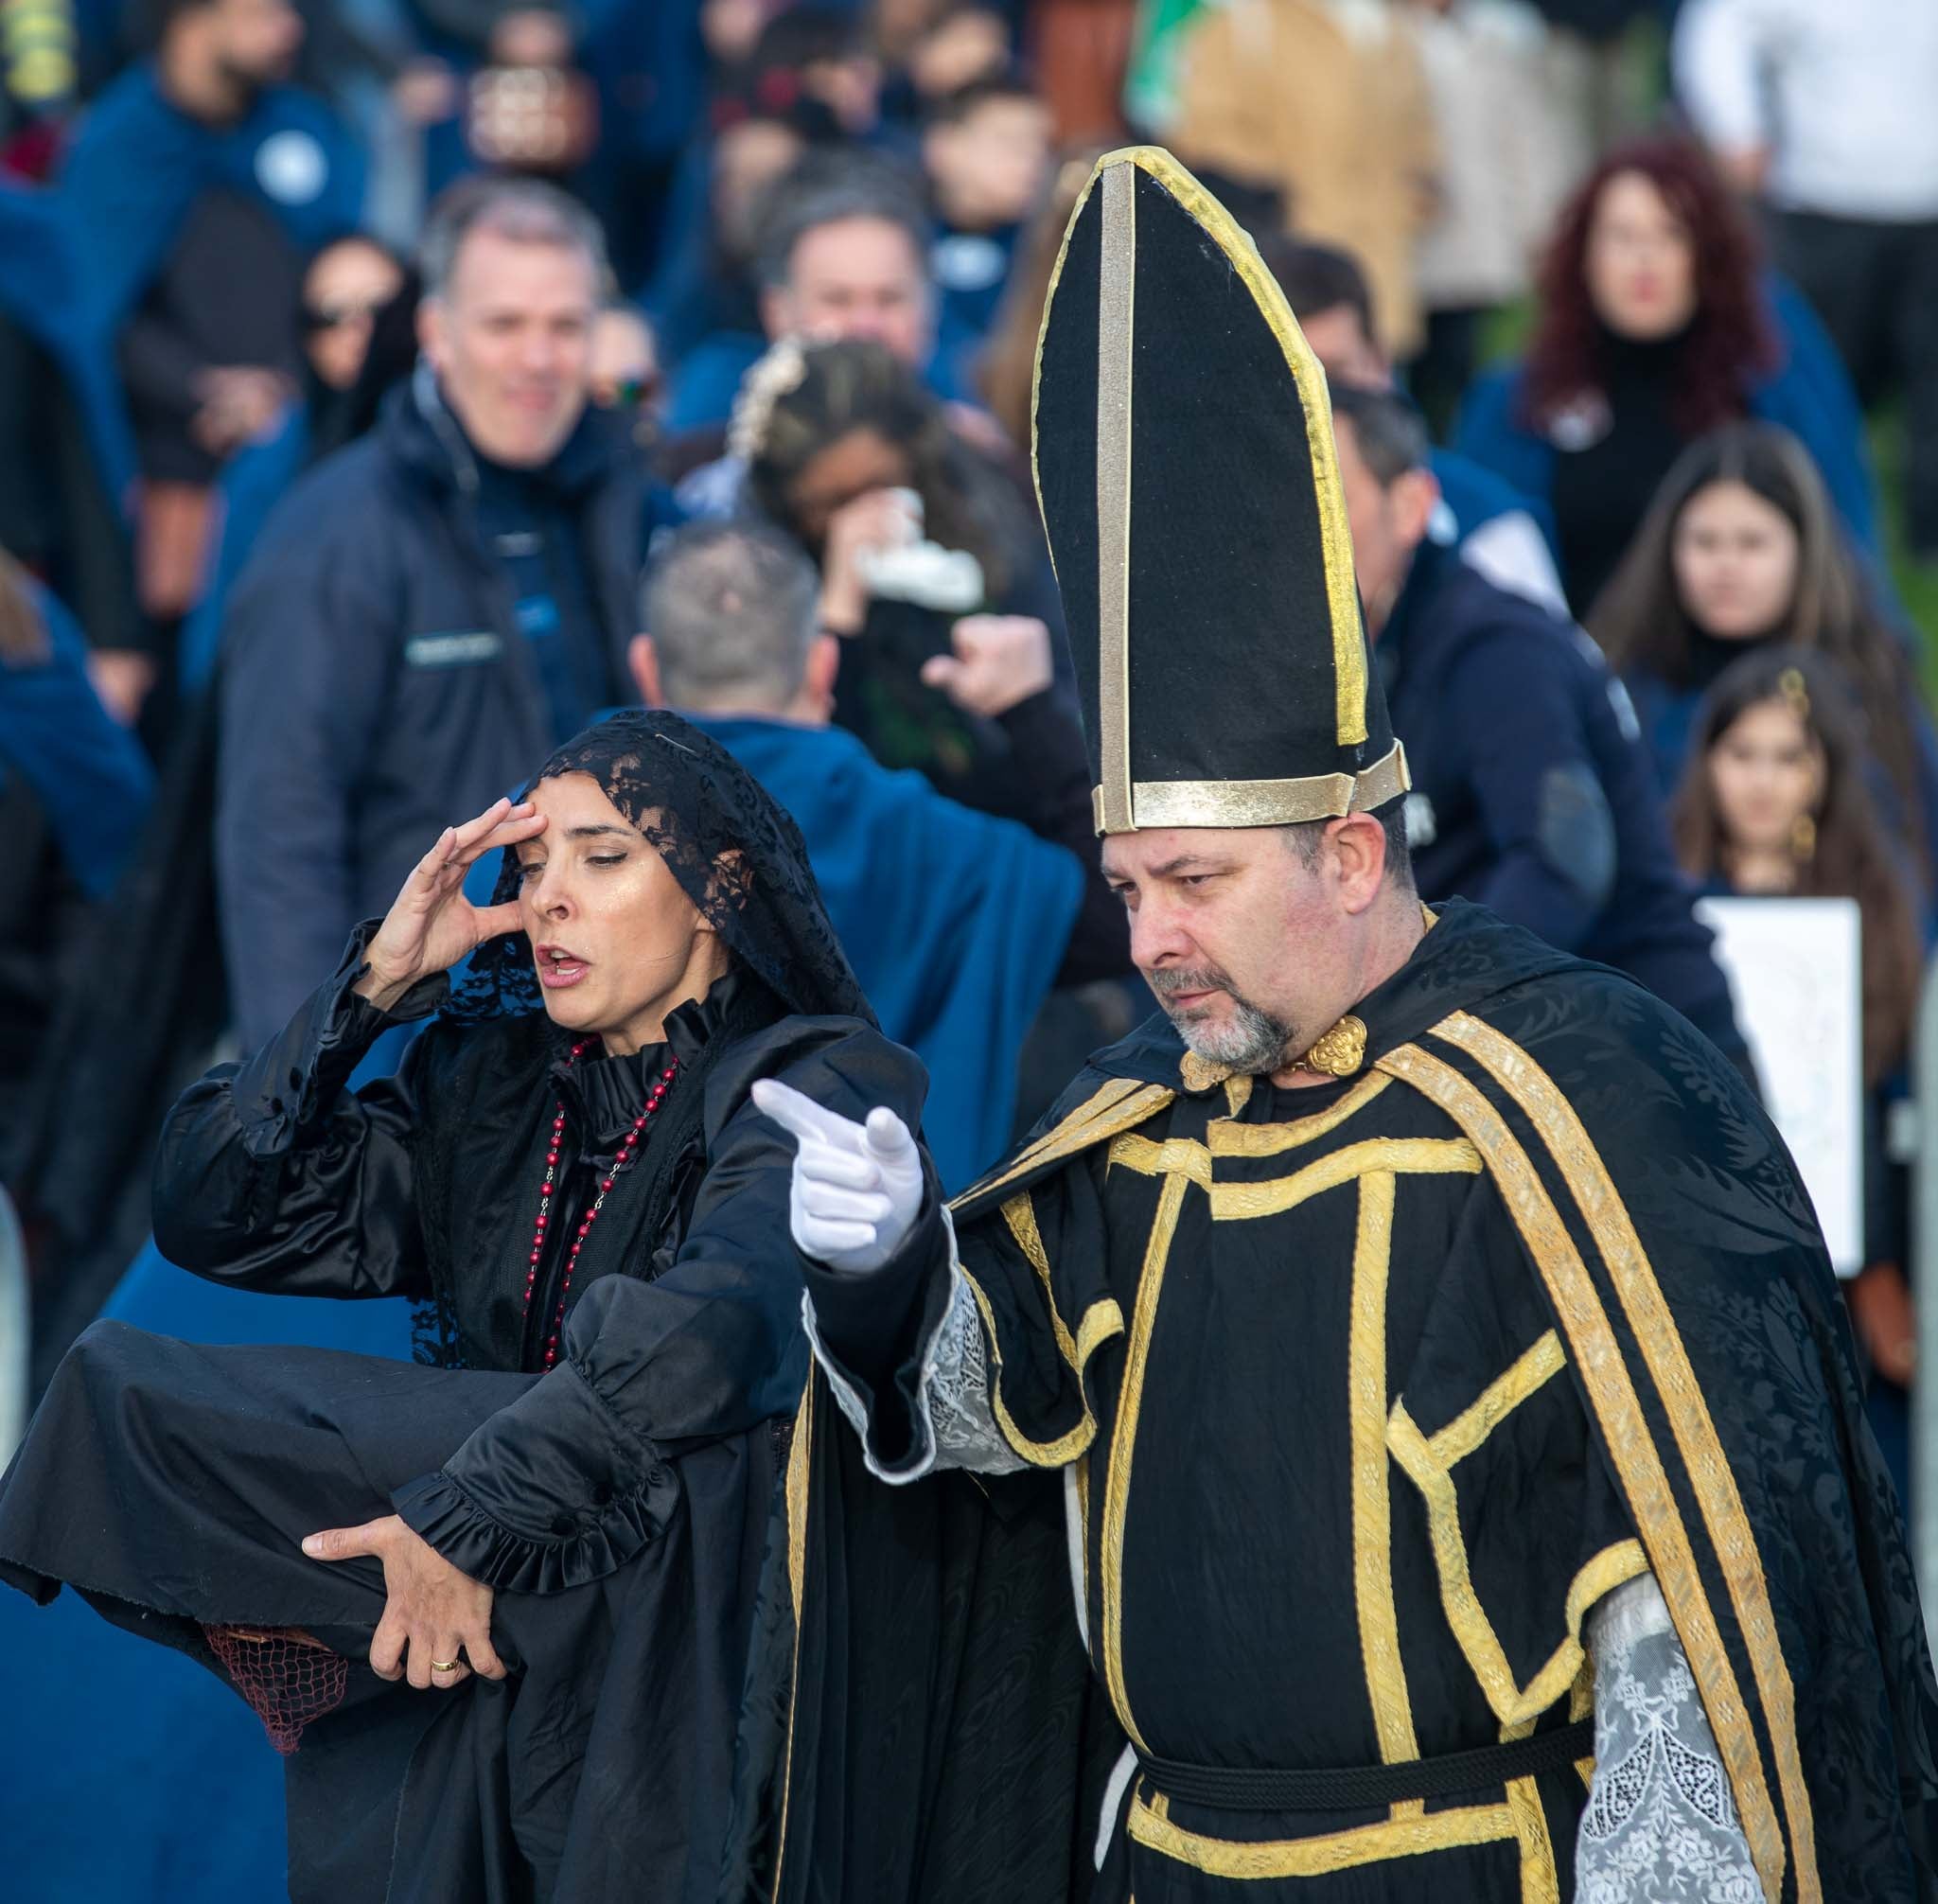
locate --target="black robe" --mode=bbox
[0,937,928,1903]
[726,900,1938,1903]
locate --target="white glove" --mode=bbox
[750,1079,926,1276]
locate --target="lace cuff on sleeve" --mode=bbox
[802,1208,1028,1484]
[1577,1572,1761,1904]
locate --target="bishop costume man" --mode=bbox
[731,149,1938,1904]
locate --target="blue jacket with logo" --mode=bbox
[216,375,647,1049]
[1382,535,1748,1070]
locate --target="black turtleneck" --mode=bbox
[519,970,756,1368]
[1550,325,1718,618]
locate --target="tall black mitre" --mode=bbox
[1031,146,1409,835]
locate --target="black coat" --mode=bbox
[0,943,929,1903]
[1381,536,1749,1070]
[215,370,647,1050]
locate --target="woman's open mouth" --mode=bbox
[536,945,590,989]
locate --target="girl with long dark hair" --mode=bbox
[1454,133,1878,614]
[1671,647,1926,1469]
[1591,420,1938,887]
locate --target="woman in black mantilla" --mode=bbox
[0,710,926,1903]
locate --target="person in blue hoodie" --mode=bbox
[59,0,364,656]
[629,518,1128,1190]
[1454,134,1879,618]
[62,0,365,337]
[1330,381,1750,1076]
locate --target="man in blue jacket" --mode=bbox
[1330,381,1750,1073]
[217,177,648,1050]
[629,520,1129,1190]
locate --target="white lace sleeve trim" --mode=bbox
[1577,1572,1761,1904]
[801,1207,1027,1485]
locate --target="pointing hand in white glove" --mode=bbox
[750,1079,926,1276]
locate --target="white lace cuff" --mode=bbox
[802,1207,1026,1485]
[1577,1572,1760,1904]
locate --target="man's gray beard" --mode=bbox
[1149,969,1295,1074]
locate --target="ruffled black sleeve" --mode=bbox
[393,1017,930,1593]
[150,922,449,1298]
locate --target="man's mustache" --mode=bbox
[1147,965,1231,999]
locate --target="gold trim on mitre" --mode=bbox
[1091,740,1411,836]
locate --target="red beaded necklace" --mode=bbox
[523,1038,679,1371]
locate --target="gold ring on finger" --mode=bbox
[430,1657,462,1674]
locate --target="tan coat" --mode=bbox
[1171,0,1441,357]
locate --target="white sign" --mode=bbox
[1696,895,1864,1276]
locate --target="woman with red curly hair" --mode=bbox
[1454,133,1879,616]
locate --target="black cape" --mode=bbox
[0,944,929,1904]
[725,901,1938,1903]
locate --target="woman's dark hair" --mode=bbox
[1520,134,1776,438]
[745,337,1028,596]
[1672,646,1925,1084]
[1591,421,1927,868]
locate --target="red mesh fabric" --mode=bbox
[203,1625,350,1754]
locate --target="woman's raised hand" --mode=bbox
[353,799,546,1012]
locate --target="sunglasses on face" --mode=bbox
[303,301,384,332]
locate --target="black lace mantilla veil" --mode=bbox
[449,709,873,1028]
[410,711,873,1366]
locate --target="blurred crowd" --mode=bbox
[4,0,1938,1490]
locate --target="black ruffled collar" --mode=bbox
[545,968,754,1152]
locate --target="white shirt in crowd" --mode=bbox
[1673,0,1938,222]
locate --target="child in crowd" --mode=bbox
[922,71,1053,344]
[1671,645,1927,1480]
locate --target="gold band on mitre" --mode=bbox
[1091,740,1411,836]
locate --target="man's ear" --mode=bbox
[628,632,665,708]
[1326,811,1389,915]
[802,633,839,713]
[1393,466,1440,550]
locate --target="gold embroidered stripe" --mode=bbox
[1128,1788,1517,1879]
[1101,1170,1189,1752]
[959,1081,1175,1207]
[960,1270,1124,1469]
[770,1375,816,1893]
[1505,1772,1560,1904]
[1376,1041,1787,1903]
[1391,1397,1648,1725]
[1429,1329,1568,1470]
[1106,1132,1480,1219]
[1212,1138,1479,1222]
[1432,1012,1819,1904]
[1001,1191,1078,1368]
[1207,1072,1392,1156]
[1348,1172,1421,1798]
